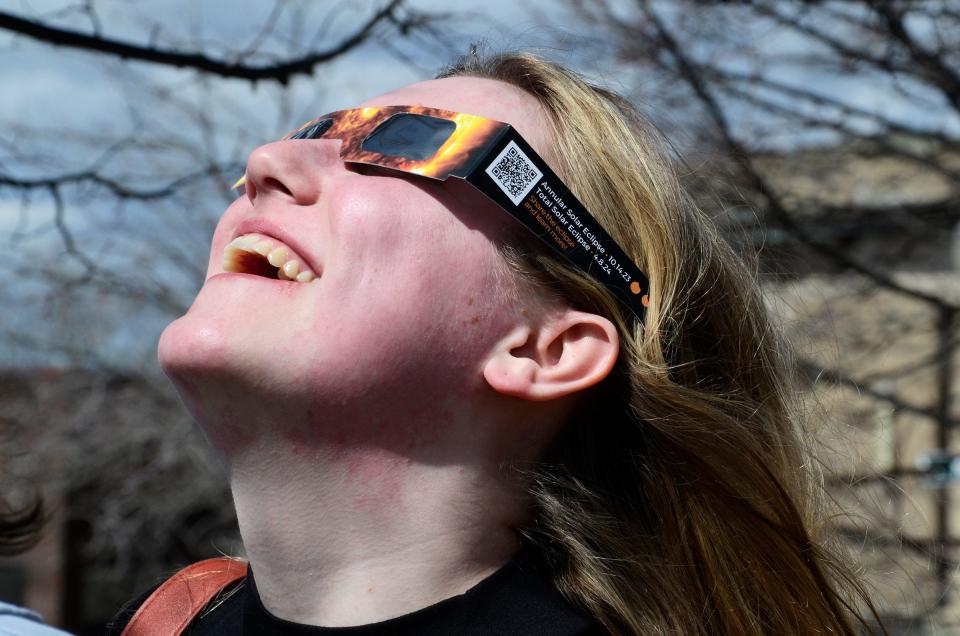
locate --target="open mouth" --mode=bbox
[222,232,319,283]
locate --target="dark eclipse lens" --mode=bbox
[290,118,333,140]
[361,113,456,161]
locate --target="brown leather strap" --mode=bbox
[121,557,248,636]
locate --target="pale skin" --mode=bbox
[157,76,619,627]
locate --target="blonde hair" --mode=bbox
[440,51,883,635]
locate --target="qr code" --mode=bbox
[485,140,543,205]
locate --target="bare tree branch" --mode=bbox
[0,0,409,83]
[717,68,959,146]
[868,1,960,115]
[640,0,958,311]
[797,361,960,428]
[48,182,95,272]
[0,167,217,199]
[232,0,287,65]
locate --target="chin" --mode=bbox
[157,307,304,403]
[157,312,235,382]
[156,316,259,455]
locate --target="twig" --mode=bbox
[0,1,407,83]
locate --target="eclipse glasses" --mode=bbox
[235,105,650,322]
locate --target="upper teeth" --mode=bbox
[223,233,319,282]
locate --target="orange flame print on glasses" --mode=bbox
[233,105,507,189]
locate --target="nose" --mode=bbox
[243,138,341,207]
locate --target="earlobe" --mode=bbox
[483,311,619,402]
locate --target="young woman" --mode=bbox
[109,51,881,635]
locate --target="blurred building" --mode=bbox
[755,140,960,633]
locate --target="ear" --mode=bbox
[483,310,619,402]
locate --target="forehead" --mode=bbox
[360,77,553,162]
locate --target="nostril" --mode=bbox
[264,177,293,198]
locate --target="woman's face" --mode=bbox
[158,77,554,452]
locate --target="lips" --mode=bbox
[222,221,322,283]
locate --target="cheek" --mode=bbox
[337,210,506,331]
[293,205,514,393]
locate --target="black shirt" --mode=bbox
[106,550,604,635]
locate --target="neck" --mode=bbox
[228,424,530,627]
